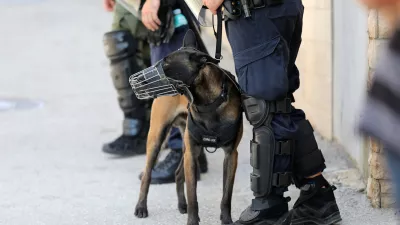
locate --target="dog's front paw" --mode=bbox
[134,204,148,218]
[187,216,200,225]
[187,221,199,225]
[221,221,233,225]
[220,214,233,225]
[178,202,187,214]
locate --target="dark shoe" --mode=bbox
[234,195,290,225]
[199,149,208,173]
[279,177,342,225]
[102,135,146,157]
[138,149,183,184]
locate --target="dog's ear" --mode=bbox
[183,29,198,49]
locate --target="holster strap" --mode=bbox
[272,172,292,187]
[269,97,292,114]
[275,140,293,155]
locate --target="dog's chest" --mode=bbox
[187,112,241,148]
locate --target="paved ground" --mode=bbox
[0,0,398,224]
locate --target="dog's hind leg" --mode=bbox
[220,123,243,225]
[134,97,176,218]
[183,128,201,225]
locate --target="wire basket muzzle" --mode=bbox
[129,63,183,100]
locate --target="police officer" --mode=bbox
[102,0,208,184]
[202,0,342,224]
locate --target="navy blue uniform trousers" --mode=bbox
[150,26,189,151]
[225,0,322,176]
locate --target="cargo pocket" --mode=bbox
[234,36,289,101]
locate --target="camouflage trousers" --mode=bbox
[111,2,151,68]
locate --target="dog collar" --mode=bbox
[192,75,228,113]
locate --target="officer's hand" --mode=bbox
[203,0,224,14]
[103,0,115,12]
[142,0,162,31]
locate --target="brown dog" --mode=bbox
[132,30,243,225]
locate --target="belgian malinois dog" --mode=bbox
[133,30,243,225]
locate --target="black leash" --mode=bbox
[199,5,223,62]
[211,7,223,62]
[213,7,223,62]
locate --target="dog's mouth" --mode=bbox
[128,60,193,102]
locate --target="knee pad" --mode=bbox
[103,30,150,118]
[242,95,294,197]
[242,95,292,127]
[103,30,137,62]
[293,120,326,187]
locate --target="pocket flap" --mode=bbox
[234,36,280,69]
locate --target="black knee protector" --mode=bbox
[103,30,150,119]
[292,120,326,187]
[242,95,294,198]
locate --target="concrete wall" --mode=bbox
[366,10,396,208]
[291,0,395,208]
[332,0,369,172]
[293,0,333,139]
[294,0,370,173]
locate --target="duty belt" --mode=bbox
[248,0,283,9]
[223,0,284,20]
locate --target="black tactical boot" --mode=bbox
[138,148,209,184]
[234,192,290,225]
[102,117,149,156]
[139,149,182,184]
[278,176,342,225]
[102,135,145,156]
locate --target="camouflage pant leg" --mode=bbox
[111,2,151,68]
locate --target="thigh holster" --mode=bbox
[242,95,294,198]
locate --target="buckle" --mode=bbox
[272,172,292,187]
[275,140,293,155]
[269,98,291,114]
[250,141,260,169]
[276,98,292,113]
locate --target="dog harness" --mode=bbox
[187,70,243,152]
[187,112,242,151]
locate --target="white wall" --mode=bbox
[333,0,369,171]
[294,0,333,139]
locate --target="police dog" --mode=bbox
[133,30,243,225]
